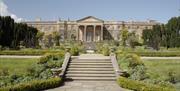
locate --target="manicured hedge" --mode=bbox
[117,76,176,91]
[0,77,61,91]
[116,51,180,57]
[131,51,180,57]
[0,50,64,55]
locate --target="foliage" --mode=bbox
[0,16,38,49]
[142,16,180,49]
[128,31,141,49]
[52,31,61,46]
[0,53,64,88]
[44,34,53,48]
[142,25,162,50]
[120,28,129,47]
[102,45,110,56]
[117,53,144,71]
[129,65,148,81]
[0,77,61,91]
[70,46,79,56]
[117,53,147,81]
[117,76,176,91]
[36,31,44,48]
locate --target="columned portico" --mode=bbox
[77,16,104,42]
[78,25,103,42]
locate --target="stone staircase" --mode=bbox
[65,55,116,81]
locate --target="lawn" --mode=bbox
[0,58,38,75]
[143,59,180,89]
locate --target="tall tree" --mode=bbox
[120,27,129,47]
[52,31,60,46]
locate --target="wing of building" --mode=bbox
[23,16,159,42]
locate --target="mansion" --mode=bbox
[25,16,159,42]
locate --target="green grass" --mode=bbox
[0,58,38,75]
[143,59,180,89]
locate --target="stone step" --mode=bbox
[68,68,114,71]
[66,74,115,77]
[68,65,113,68]
[75,59,110,61]
[70,61,111,63]
[66,71,115,74]
[65,77,116,81]
[69,63,112,65]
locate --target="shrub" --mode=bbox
[126,54,144,68]
[117,53,143,71]
[37,53,64,64]
[70,46,79,56]
[102,46,110,56]
[0,77,61,91]
[129,65,149,80]
[117,76,176,91]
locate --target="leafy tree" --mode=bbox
[52,31,60,46]
[128,31,139,49]
[0,16,38,49]
[36,31,44,47]
[120,27,129,47]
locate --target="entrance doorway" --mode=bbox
[86,30,93,42]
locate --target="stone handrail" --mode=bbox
[110,53,121,79]
[59,52,71,78]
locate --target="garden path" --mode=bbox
[45,81,130,91]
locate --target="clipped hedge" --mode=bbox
[0,50,64,55]
[131,51,180,57]
[116,51,180,57]
[0,77,61,91]
[117,76,176,91]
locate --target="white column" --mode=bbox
[93,25,96,42]
[101,25,103,41]
[84,25,87,42]
[77,25,79,41]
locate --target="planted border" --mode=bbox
[0,50,64,55]
[0,77,61,91]
[117,76,176,91]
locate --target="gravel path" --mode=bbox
[0,55,41,58]
[141,57,180,60]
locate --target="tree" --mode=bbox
[0,16,38,49]
[52,31,60,46]
[36,31,44,47]
[128,31,139,49]
[120,27,129,47]
[165,16,180,48]
[44,34,53,48]
[142,25,162,50]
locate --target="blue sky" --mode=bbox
[3,0,180,23]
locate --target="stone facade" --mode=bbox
[24,16,159,42]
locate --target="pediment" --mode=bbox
[77,16,104,23]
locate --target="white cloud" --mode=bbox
[0,0,23,22]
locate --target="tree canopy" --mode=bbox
[0,16,38,49]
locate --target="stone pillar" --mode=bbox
[93,25,96,42]
[84,25,87,42]
[77,26,79,41]
[101,25,103,41]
